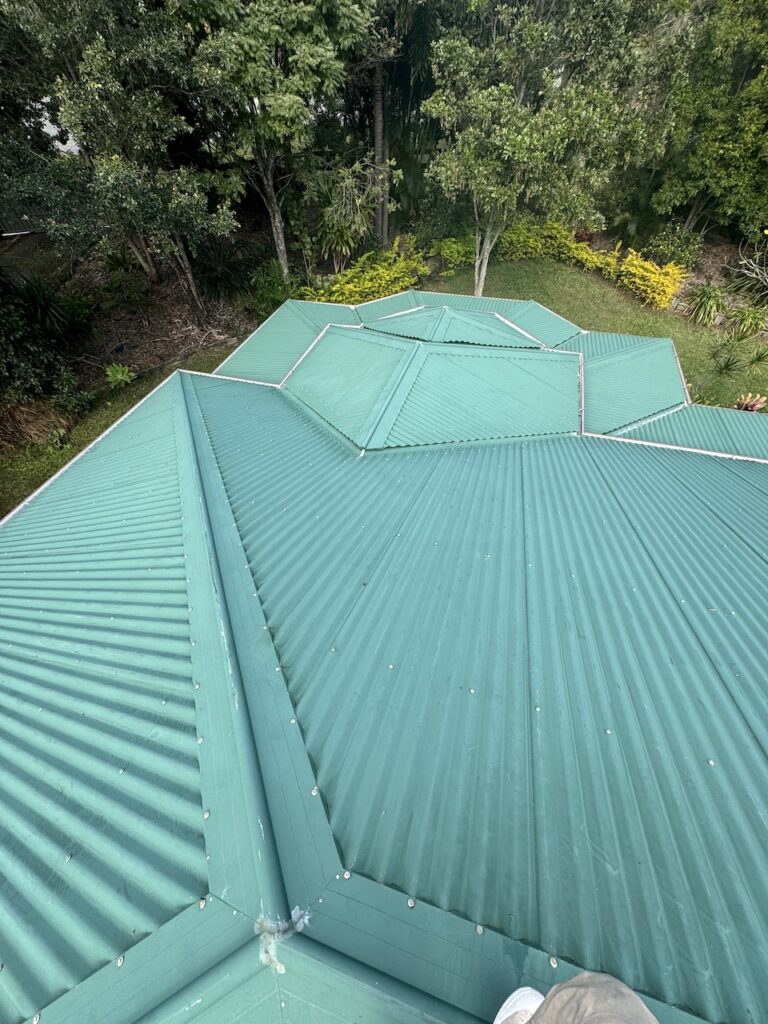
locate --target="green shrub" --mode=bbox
[104,363,137,389]
[497,218,573,261]
[643,222,703,271]
[194,237,260,300]
[304,237,428,304]
[565,240,622,281]
[428,235,475,277]
[240,259,300,321]
[726,305,767,341]
[0,296,69,403]
[100,270,151,314]
[687,284,727,326]
[51,367,94,416]
[13,277,93,346]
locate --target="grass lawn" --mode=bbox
[0,344,232,519]
[427,260,768,409]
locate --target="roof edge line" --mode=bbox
[583,430,768,465]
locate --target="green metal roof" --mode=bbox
[553,330,674,359]
[1,292,767,1024]
[619,402,768,460]
[583,340,688,434]
[371,306,542,348]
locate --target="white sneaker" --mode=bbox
[492,986,545,1024]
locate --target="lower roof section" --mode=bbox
[618,402,768,460]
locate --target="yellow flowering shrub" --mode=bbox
[304,236,429,304]
[618,250,688,309]
[496,219,685,309]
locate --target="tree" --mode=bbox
[3,0,235,311]
[424,0,688,295]
[652,0,768,238]
[303,158,380,272]
[194,0,375,281]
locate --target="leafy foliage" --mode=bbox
[240,260,300,322]
[194,239,260,301]
[643,223,703,271]
[687,284,727,326]
[428,235,475,277]
[104,363,137,389]
[497,218,684,307]
[304,237,428,304]
[727,305,767,341]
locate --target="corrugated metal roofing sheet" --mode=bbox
[4,289,767,1024]
[414,293,581,345]
[371,306,541,348]
[556,331,672,359]
[191,372,768,1024]
[216,300,359,384]
[583,340,688,434]
[619,402,768,459]
[356,291,420,322]
[385,348,579,445]
[0,381,208,1024]
[284,327,413,446]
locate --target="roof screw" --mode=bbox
[116,956,124,968]
[605,729,612,735]
[310,786,319,797]
[199,898,207,910]
[343,870,351,879]
[469,688,475,694]
[33,1015,40,1024]
[407,898,416,909]
[289,717,296,725]
[197,736,204,744]
[194,682,200,689]
[203,810,210,820]
[65,854,71,863]
[275,666,282,673]
[549,957,558,969]
[476,925,484,935]
[707,759,716,767]
[388,664,395,670]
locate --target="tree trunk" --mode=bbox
[172,235,206,316]
[373,60,388,248]
[253,153,291,282]
[128,237,159,283]
[473,203,506,297]
[684,193,707,231]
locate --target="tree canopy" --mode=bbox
[0,0,764,298]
